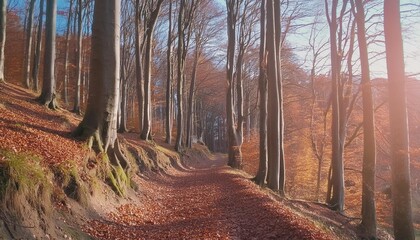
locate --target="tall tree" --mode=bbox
[225,0,258,168]
[134,0,144,134]
[73,0,83,114]
[73,0,129,196]
[63,0,74,105]
[351,0,377,237]
[384,0,415,239]
[266,0,281,191]
[324,0,348,212]
[23,0,36,89]
[274,0,285,196]
[140,0,164,140]
[254,0,268,187]
[32,0,44,92]
[0,0,6,83]
[165,0,173,144]
[38,0,58,109]
[175,0,197,151]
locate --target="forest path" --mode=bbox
[85,155,334,239]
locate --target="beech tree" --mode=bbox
[140,0,164,141]
[351,0,377,237]
[0,0,6,84]
[73,0,130,196]
[32,0,43,92]
[225,0,258,168]
[118,0,135,133]
[254,0,268,186]
[23,0,36,89]
[38,0,58,109]
[165,0,174,144]
[324,0,351,212]
[384,0,415,239]
[62,0,74,104]
[73,0,83,114]
[175,0,197,151]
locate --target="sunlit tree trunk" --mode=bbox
[23,0,36,89]
[186,45,199,148]
[32,0,44,92]
[254,0,268,186]
[384,1,415,239]
[352,0,377,237]
[325,0,345,211]
[38,0,58,109]
[140,0,164,141]
[135,0,144,133]
[0,0,6,83]
[176,0,196,151]
[274,0,285,196]
[73,0,130,196]
[62,0,74,105]
[73,0,83,114]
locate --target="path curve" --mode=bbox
[85,156,333,240]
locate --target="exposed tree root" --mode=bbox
[37,93,58,110]
[73,127,132,197]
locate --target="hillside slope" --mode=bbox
[0,83,360,239]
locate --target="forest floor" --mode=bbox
[0,83,389,239]
[84,153,336,240]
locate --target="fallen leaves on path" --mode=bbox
[85,157,334,240]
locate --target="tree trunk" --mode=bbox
[254,0,268,187]
[62,0,73,105]
[165,0,173,144]
[23,0,36,88]
[186,46,199,148]
[38,0,58,109]
[140,32,153,140]
[135,0,144,133]
[325,0,345,211]
[274,0,285,196]
[175,0,186,152]
[73,0,83,114]
[140,0,164,141]
[353,0,377,237]
[266,0,280,192]
[384,1,415,239]
[32,0,44,92]
[73,0,130,196]
[0,0,6,83]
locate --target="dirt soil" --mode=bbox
[84,154,336,240]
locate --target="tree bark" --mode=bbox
[352,0,377,237]
[32,0,44,92]
[62,0,73,105]
[140,0,164,141]
[38,0,58,109]
[325,0,345,211]
[0,0,6,83]
[175,0,186,152]
[186,45,199,148]
[23,0,36,88]
[165,0,173,144]
[384,1,415,239]
[135,0,144,134]
[73,0,83,114]
[254,0,268,187]
[274,0,285,196]
[266,0,280,191]
[73,0,130,196]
